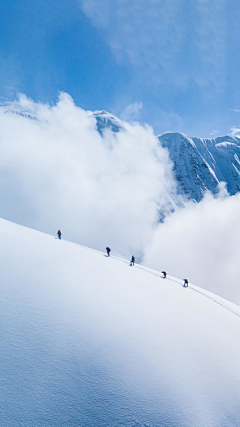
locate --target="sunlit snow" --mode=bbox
[0,219,240,426]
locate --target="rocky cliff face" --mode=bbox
[158,132,240,201]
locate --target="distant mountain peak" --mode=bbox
[4,108,37,121]
[92,110,125,135]
[158,132,240,202]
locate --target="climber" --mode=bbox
[130,255,135,266]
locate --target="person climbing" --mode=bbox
[57,230,62,240]
[183,278,188,287]
[106,247,111,256]
[161,271,167,278]
[130,255,135,266]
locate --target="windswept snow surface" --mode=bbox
[0,219,240,427]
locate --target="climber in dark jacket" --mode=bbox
[130,255,135,266]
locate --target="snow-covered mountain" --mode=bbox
[158,132,240,202]
[4,104,240,203]
[93,110,125,135]
[92,111,240,202]
[1,218,240,426]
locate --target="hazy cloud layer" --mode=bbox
[143,186,240,305]
[0,93,175,259]
[121,101,143,121]
[80,0,184,84]
[195,0,226,92]
[80,0,227,92]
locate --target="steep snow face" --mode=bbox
[158,132,240,201]
[0,219,240,427]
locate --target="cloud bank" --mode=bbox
[0,93,175,259]
[143,186,240,305]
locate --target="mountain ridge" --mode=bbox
[4,105,240,203]
[93,111,240,202]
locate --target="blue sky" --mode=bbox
[1,0,240,137]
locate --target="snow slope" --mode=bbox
[0,218,240,427]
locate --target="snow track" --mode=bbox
[115,257,240,319]
[62,236,240,320]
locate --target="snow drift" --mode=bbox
[0,218,240,426]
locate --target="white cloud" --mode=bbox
[143,186,240,304]
[120,101,143,121]
[80,0,185,83]
[0,92,176,260]
[230,126,240,135]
